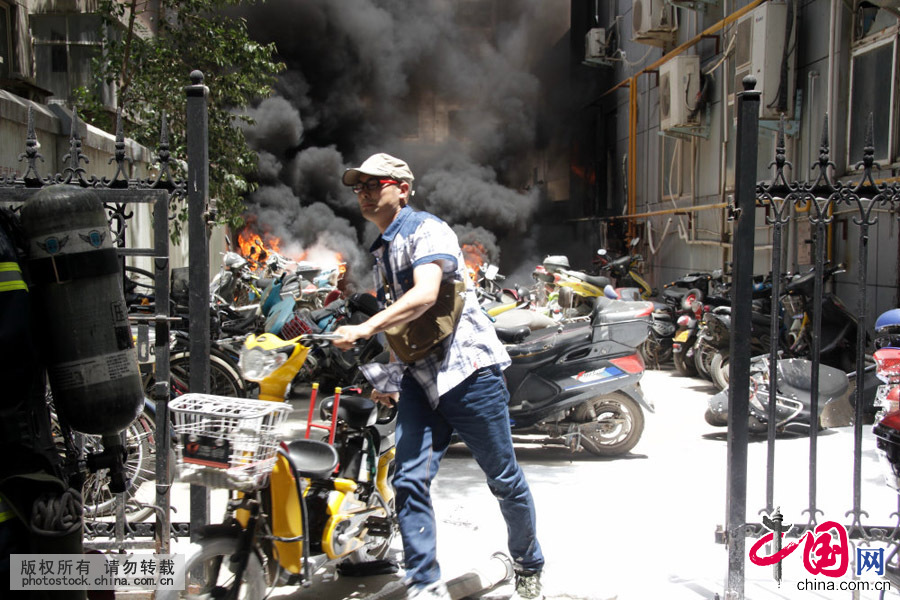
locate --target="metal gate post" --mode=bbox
[186,70,211,536]
[724,76,760,600]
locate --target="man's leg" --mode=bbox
[438,366,544,572]
[393,374,454,588]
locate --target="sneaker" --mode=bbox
[510,570,544,600]
[407,579,451,600]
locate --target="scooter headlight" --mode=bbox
[240,347,289,382]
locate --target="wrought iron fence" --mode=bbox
[0,72,210,554]
[725,77,900,599]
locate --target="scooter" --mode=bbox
[162,331,398,599]
[671,289,707,377]
[705,355,855,433]
[541,254,614,321]
[594,238,654,300]
[872,309,900,420]
[494,294,654,456]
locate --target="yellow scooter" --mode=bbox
[541,255,614,320]
[164,331,398,598]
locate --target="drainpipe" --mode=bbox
[826,0,839,161]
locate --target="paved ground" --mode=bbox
[163,366,900,600]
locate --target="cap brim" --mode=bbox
[342,169,363,186]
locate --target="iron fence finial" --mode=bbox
[107,108,134,187]
[19,106,46,186]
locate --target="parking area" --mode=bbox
[164,367,898,599]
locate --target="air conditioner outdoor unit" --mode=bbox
[632,0,676,47]
[585,28,607,61]
[734,0,796,119]
[660,54,701,131]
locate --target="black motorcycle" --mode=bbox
[495,296,653,456]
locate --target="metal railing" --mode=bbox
[0,71,212,554]
[725,76,900,598]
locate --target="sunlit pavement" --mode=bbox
[166,367,899,599]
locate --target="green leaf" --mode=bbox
[77,0,284,231]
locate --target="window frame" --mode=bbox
[845,28,898,171]
[0,1,11,79]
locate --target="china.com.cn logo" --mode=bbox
[748,509,885,586]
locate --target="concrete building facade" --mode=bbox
[571,0,899,316]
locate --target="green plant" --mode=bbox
[75,0,284,240]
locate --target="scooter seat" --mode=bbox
[506,324,591,364]
[284,439,339,479]
[321,394,379,429]
[778,359,849,399]
[652,301,670,313]
[593,297,652,323]
[495,326,531,344]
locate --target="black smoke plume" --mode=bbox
[236,0,571,288]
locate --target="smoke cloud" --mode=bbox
[236,0,570,288]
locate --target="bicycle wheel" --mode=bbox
[165,350,246,398]
[50,402,158,522]
[162,536,266,600]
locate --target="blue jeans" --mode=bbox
[394,365,544,587]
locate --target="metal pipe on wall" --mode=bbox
[827,0,839,162]
[610,0,767,230]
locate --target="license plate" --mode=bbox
[674,330,690,343]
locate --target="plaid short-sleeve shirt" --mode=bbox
[358,206,510,408]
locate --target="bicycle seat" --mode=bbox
[283,439,339,479]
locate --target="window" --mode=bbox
[31,13,107,105]
[847,2,898,169]
[0,2,11,79]
[847,34,897,168]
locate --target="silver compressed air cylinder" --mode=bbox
[20,185,143,437]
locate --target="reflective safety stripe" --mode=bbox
[0,494,14,523]
[0,261,27,292]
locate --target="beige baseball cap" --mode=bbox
[342,153,415,187]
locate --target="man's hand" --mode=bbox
[371,390,399,407]
[333,323,375,351]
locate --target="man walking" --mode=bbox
[334,153,544,600]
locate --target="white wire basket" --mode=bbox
[169,393,292,491]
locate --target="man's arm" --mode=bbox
[333,262,443,349]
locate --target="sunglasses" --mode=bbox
[352,178,399,194]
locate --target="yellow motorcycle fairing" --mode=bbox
[244,333,311,402]
[627,270,653,300]
[486,301,519,317]
[269,453,306,574]
[557,278,603,298]
[376,447,396,506]
[321,486,389,560]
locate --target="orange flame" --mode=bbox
[237,216,348,285]
[462,242,488,283]
[236,217,285,271]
